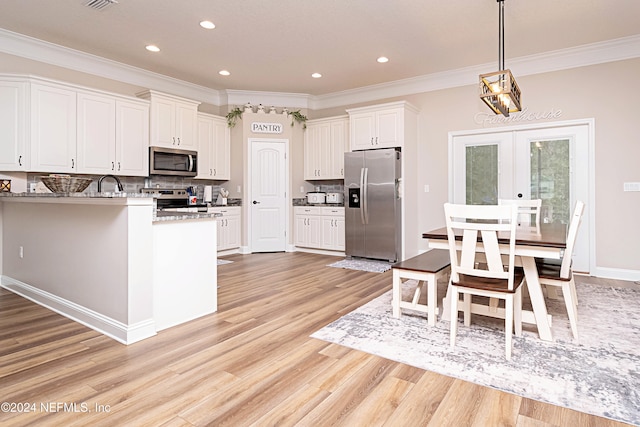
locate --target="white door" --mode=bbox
[451,122,591,273]
[249,139,288,252]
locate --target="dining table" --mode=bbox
[422,223,567,342]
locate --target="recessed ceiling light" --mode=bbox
[311,73,322,78]
[145,45,160,52]
[200,20,215,29]
[377,56,389,63]
[219,70,230,76]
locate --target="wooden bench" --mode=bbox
[391,249,451,326]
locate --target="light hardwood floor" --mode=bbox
[0,252,634,426]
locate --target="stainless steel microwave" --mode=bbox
[149,146,197,177]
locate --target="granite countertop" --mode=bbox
[0,192,150,198]
[154,211,222,222]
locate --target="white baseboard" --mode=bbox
[1,276,156,345]
[292,247,345,257]
[591,266,640,282]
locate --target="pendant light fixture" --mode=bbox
[479,0,521,117]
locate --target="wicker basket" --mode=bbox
[40,176,93,193]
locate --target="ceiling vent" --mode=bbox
[83,0,118,10]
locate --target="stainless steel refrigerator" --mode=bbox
[344,148,402,262]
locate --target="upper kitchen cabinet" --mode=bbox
[30,82,77,173]
[304,116,348,180]
[0,78,28,171]
[77,91,149,176]
[347,101,418,151]
[197,113,230,180]
[138,90,200,150]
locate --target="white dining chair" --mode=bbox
[498,198,542,228]
[444,203,524,360]
[536,200,585,340]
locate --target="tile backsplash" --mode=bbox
[27,173,228,201]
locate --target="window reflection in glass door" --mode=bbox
[530,139,570,224]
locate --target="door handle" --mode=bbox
[252,200,260,204]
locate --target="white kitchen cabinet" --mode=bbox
[197,113,230,180]
[294,207,322,248]
[321,207,345,251]
[30,83,77,173]
[138,90,200,149]
[0,79,28,171]
[209,207,241,251]
[304,116,348,180]
[77,92,149,176]
[115,99,150,176]
[294,206,344,251]
[347,102,418,151]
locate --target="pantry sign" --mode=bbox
[251,122,283,134]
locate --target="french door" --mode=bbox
[450,123,591,273]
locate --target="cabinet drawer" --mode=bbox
[294,206,322,215]
[321,207,344,216]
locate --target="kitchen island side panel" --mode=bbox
[152,218,217,331]
[0,197,156,344]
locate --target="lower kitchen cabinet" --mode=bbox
[294,207,322,248]
[294,206,344,251]
[321,207,345,251]
[209,207,241,251]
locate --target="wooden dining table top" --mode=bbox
[422,223,568,249]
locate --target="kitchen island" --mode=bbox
[0,193,218,344]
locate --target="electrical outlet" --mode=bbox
[236,185,241,193]
[19,246,24,258]
[623,182,640,192]
[424,185,430,193]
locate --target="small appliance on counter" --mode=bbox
[216,187,229,205]
[325,192,344,204]
[306,192,326,204]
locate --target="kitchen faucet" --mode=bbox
[97,175,123,192]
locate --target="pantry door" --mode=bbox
[450,122,591,273]
[249,138,289,252]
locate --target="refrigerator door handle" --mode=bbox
[359,167,366,224]
[363,167,369,224]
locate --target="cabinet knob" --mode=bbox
[252,200,260,204]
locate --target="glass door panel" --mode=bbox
[529,139,570,224]
[466,144,498,205]
[451,132,513,205]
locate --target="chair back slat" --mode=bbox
[444,203,519,290]
[560,200,585,278]
[499,198,542,228]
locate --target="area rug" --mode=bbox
[311,282,640,425]
[327,258,392,273]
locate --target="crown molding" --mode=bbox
[222,89,311,110]
[1,28,638,110]
[311,34,640,110]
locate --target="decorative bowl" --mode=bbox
[40,176,93,193]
